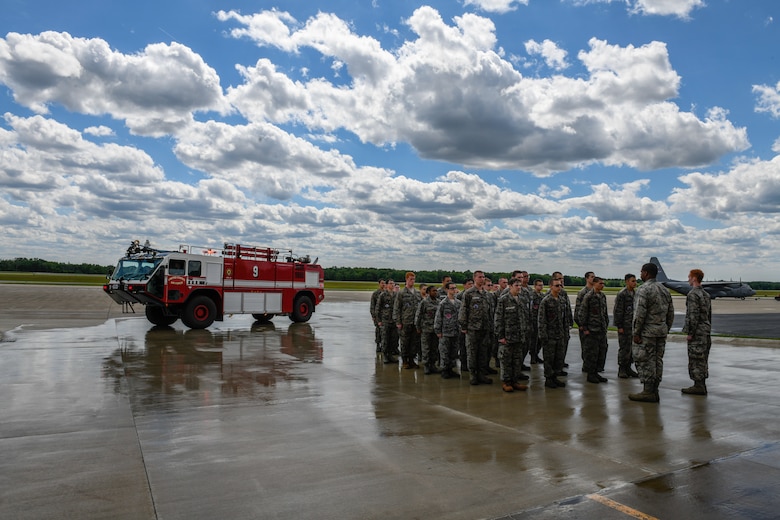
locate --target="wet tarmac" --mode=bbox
[1,288,780,519]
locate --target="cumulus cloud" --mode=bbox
[525,39,569,70]
[566,180,669,221]
[221,8,747,175]
[0,32,229,136]
[571,0,705,20]
[753,81,780,118]
[463,0,529,14]
[669,156,780,219]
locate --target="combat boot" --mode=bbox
[512,382,528,391]
[627,367,639,378]
[587,373,601,384]
[681,379,707,395]
[544,377,558,388]
[618,367,629,379]
[553,378,566,388]
[629,383,660,403]
[477,375,493,385]
[502,382,514,392]
[441,368,453,379]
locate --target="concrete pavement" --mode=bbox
[1,287,780,519]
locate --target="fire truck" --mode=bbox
[103,240,325,329]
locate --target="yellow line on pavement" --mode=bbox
[586,493,659,520]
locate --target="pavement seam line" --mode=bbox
[586,493,659,520]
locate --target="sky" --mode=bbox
[1,0,779,281]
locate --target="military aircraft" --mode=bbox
[649,257,756,299]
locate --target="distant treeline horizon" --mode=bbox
[2,258,779,290]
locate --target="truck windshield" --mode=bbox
[111,258,163,281]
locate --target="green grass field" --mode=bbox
[1,273,777,298]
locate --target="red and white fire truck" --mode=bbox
[103,240,325,329]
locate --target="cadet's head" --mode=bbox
[405,272,415,287]
[378,279,386,289]
[509,277,522,294]
[446,282,458,294]
[419,283,427,294]
[442,275,452,285]
[689,269,704,282]
[641,263,658,281]
[464,278,474,289]
[625,273,637,290]
[593,276,604,292]
[473,271,485,287]
[534,278,544,291]
[427,286,438,298]
[498,277,508,290]
[585,271,595,286]
[386,279,395,290]
[550,278,563,295]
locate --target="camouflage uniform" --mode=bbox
[559,288,574,364]
[578,290,609,376]
[538,293,568,381]
[574,286,592,364]
[494,292,530,386]
[683,285,711,382]
[435,296,462,376]
[393,286,422,367]
[458,286,493,383]
[375,290,398,362]
[529,289,545,363]
[613,286,636,375]
[517,288,533,366]
[415,295,440,373]
[370,287,383,352]
[632,278,674,385]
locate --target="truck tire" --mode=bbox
[145,305,178,326]
[182,295,217,329]
[290,295,314,323]
[252,313,274,323]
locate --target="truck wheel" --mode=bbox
[182,295,216,329]
[145,305,178,326]
[252,313,274,323]
[291,295,314,323]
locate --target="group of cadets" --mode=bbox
[370,263,712,402]
[370,269,626,393]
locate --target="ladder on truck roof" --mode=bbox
[222,243,283,262]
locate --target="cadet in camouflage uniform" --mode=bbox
[629,262,674,403]
[370,279,386,353]
[375,280,398,364]
[394,272,423,369]
[538,279,568,388]
[458,270,494,385]
[550,272,574,371]
[613,273,639,378]
[574,272,595,367]
[415,286,441,374]
[494,277,530,392]
[681,268,712,395]
[578,277,609,384]
[435,282,462,379]
[529,278,545,364]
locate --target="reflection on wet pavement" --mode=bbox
[2,298,780,520]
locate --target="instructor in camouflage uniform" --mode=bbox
[629,262,674,403]
[681,268,712,395]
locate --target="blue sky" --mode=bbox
[1,0,779,281]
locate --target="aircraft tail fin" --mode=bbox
[649,257,669,282]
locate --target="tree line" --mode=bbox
[323,266,615,288]
[2,258,778,290]
[0,258,112,275]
